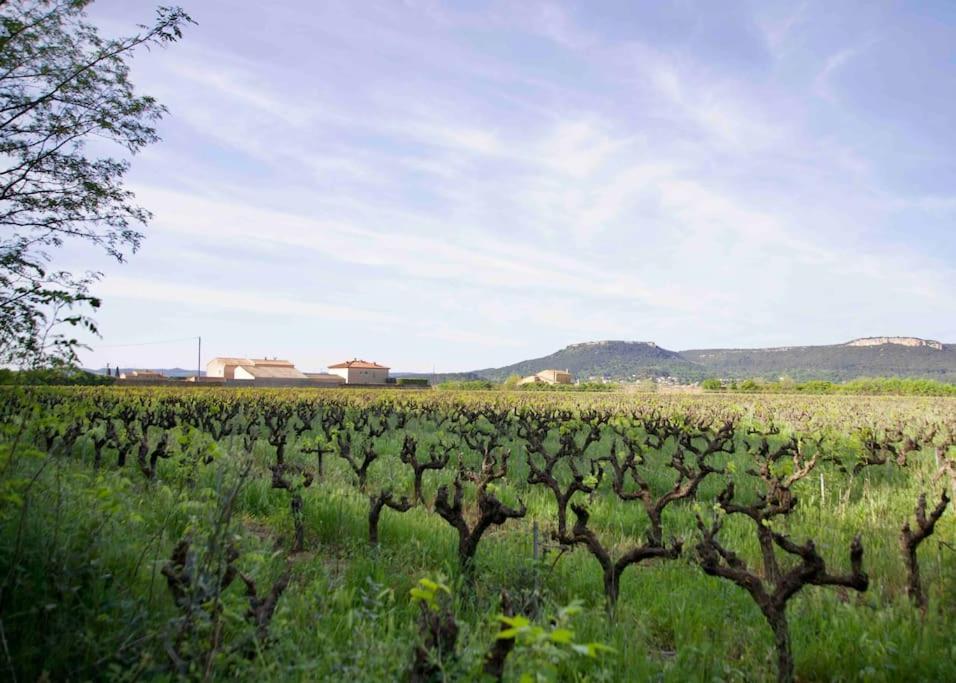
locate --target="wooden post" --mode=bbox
[532,520,540,616]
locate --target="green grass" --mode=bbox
[0,391,953,681]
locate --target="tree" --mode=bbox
[502,373,522,388]
[695,432,869,683]
[0,1,193,367]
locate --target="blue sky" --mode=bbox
[73,0,956,372]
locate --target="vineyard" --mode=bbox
[1,387,954,682]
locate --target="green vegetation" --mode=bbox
[513,381,618,392]
[702,376,956,396]
[437,379,496,390]
[839,377,956,395]
[0,367,114,386]
[437,379,618,392]
[397,377,430,387]
[1,387,953,681]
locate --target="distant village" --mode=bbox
[108,356,578,389]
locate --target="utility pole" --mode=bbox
[197,336,202,378]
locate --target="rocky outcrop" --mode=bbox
[844,337,943,351]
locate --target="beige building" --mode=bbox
[119,370,166,381]
[206,357,307,381]
[184,375,225,384]
[328,359,390,384]
[518,369,573,386]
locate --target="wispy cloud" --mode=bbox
[96,276,399,324]
[74,0,956,369]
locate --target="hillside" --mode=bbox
[401,336,956,384]
[470,340,705,382]
[680,337,956,382]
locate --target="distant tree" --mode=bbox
[0,1,193,367]
[700,378,722,391]
[502,373,522,388]
[797,380,834,394]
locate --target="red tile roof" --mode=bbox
[328,359,390,370]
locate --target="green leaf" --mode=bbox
[548,628,574,644]
[409,588,432,604]
[498,615,530,629]
[586,642,617,655]
[418,578,440,592]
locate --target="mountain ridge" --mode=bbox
[400,336,956,383]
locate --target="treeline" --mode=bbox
[702,376,956,396]
[0,367,113,386]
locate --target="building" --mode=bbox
[207,357,247,379]
[184,375,225,384]
[328,359,390,384]
[233,363,308,381]
[206,357,307,381]
[304,372,346,386]
[118,370,166,381]
[517,369,573,386]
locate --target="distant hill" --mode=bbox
[471,341,704,382]
[397,341,704,383]
[399,336,956,384]
[680,337,956,382]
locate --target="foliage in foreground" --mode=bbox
[0,387,953,681]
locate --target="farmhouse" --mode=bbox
[206,357,307,380]
[328,359,390,384]
[119,370,166,381]
[518,369,573,386]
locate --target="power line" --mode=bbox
[92,335,200,349]
[93,335,203,378]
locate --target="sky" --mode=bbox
[71,0,956,372]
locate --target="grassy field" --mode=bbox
[0,388,953,681]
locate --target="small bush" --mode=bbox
[397,378,429,387]
[436,379,495,390]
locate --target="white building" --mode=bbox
[327,359,390,384]
[206,357,307,380]
[517,369,573,386]
[118,370,166,381]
